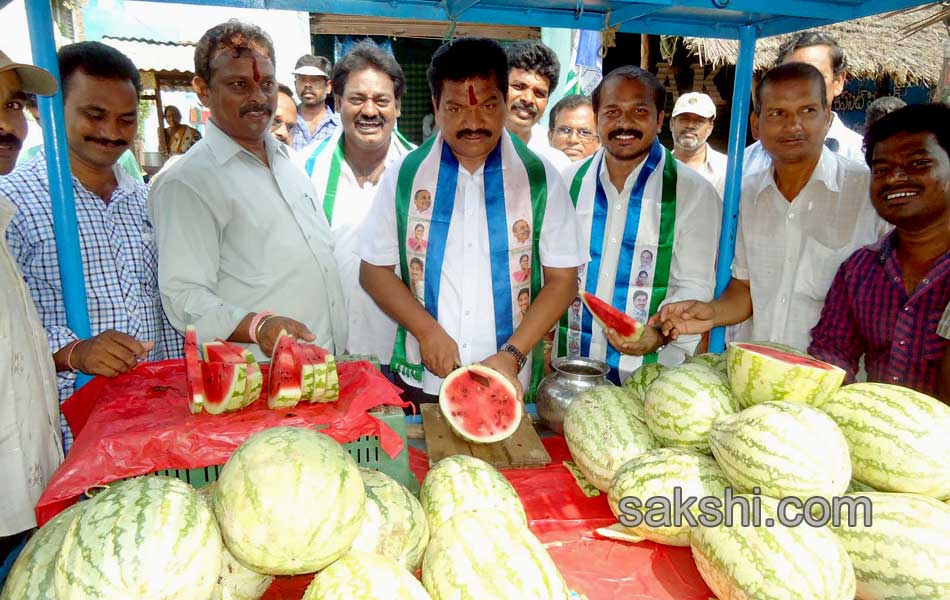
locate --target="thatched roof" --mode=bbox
[682,3,950,85]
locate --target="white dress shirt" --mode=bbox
[674,143,728,199]
[0,192,62,536]
[527,128,573,172]
[360,143,585,395]
[566,148,721,374]
[148,121,348,359]
[732,146,889,351]
[317,133,410,364]
[743,112,866,175]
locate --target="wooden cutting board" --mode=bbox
[421,403,551,469]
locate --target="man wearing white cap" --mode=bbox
[291,54,340,153]
[670,92,727,198]
[0,50,63,563]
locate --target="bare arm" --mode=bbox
[658,278,753,339]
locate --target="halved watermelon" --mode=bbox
[727,342,846,408]
[203,340,263,408]
[268,331,304,409]
[581,292,646,343]
[202,361,247,414]
[439,364,522,444]
[184,327,205,414]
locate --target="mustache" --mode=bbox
[511,100,538,116]
[240,103,272,117]
[85,136,127,147]
[355,116,385,127]
[456,129,492,139]
[608,128,643,140]
[0,133,23,150]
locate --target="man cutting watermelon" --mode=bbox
[358,37,584,405]
[553,65,722,384]
[149,21,347,359]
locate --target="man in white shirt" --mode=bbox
[302,40,415,369]
[359,37,583,405]
[504,41,572,170]
[670,92,727,198]
[149,21,347,358]
[659,63,887,352]
[744,31,865,174]
[556,66,722,383]
[0,50,62,564]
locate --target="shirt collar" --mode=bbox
[204,119,289,167]
[598,147,647,195]
[753,145,841,200]
[36,148,138,195]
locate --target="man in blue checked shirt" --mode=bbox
[0,41,182,452]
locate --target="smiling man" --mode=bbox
[0,42,182,452]
[808,104,950,399]
[659,63,889,352]
[302,40,415,372]
[555,66,721,383]
[149,21,347,359]
[359,37,583,407]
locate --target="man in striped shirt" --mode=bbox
[808,104,950,400]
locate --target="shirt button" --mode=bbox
[615,204,622,210]
[893,277,900,283]
[899,340,905,346]
[611,237,617,244]
[904,306,911,312]
[462,343,468,349]
[891,376,899,382]
[465,310,471,316]
[923,278,931,285]
[788,213,795,220]
[780,296,787,304]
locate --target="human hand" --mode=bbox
[657,300,716,340]
[479,351,524,402]
[604,323,665,356]
[70,330,154,377]
[258,316,315,357]
[418,324,461,378]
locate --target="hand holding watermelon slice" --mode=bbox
[581,292,666,355]
[439,364,523,444]
[256,315,316,357]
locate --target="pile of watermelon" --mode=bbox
[561,340,950,600]
[184,326,339,415]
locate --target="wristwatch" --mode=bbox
[500,343,527,370]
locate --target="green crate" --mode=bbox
[145,406,417,495]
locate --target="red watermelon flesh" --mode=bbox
[201,361,246,415]
[439,365,522,444]
[267,331,303,409]
[184,327,205,414]
[203,340,263,408]
[581,291,646,342]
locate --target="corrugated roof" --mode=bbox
[100,36,195,75]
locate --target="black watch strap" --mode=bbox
[500,343,527,370]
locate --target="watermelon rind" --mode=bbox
[421,509,569,600]
[726,341,846,408]
[819,383,950,499]
[54,476,222,600]
[350,468,430,573]
[267,331,303,409]
[303,551,432,600]
[607,448,730,547]
[196,484,274,600]
[301,363,316,401]
[563,385,658,492]
[829,492,950,600]
[1,501,88,600]
[202,341,253,412]
[184,326,206,414]
[323,354,339,402]
[621,363,665,403]
[689,495,856,600]
[687,352,727,375]
[240,350,263,408]
[581,291,645,343]
[212,427,366,575]
[419,455,526,535]
[708,400,852,501]
[439,364,522,444]
[202,360,248,415]
[643,362,740,454]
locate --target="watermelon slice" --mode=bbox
[203,340,264,408]
[439,364,522,444]
[726,342,847,408]
[298,344,326,402]
[202,361,247,415]
[203,341,251,410]
[240,350,264,408]
[184,326,206,414]
[299,344,340,403]
[267,331,304,409]
[581,292,646,343]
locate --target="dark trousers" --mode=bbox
[381,365,438,414]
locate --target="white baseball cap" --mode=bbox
[672,92,716,119]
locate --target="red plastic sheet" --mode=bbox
[36,359,408,526]
[262,437,713,600]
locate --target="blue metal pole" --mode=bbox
[709,24,756,354]
[24,0,93,388]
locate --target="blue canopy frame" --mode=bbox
[23,0,929,384]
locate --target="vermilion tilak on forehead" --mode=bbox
[251,56,260,83]
[468,84,478,106]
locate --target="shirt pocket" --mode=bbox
[795,238,853,303]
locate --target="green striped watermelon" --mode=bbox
[421,510,569,600]
[643,363,740,453]
[607,448,730,546]
[687,352,727,375]
[621,363,665,402]
[419,455,525,535]
[846,479,878,494]
[830,492,950,600]
[726,342,846,408]
[350,468,429,573]
[708,401,851,500]
[1,501,87,600]
[54,476,222,599]
[303,551,431,599]
[819,383,950,500]
[690,495,856,600]
[563,385,658,492]
[212,426,366,575]
[196,484,274,600]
